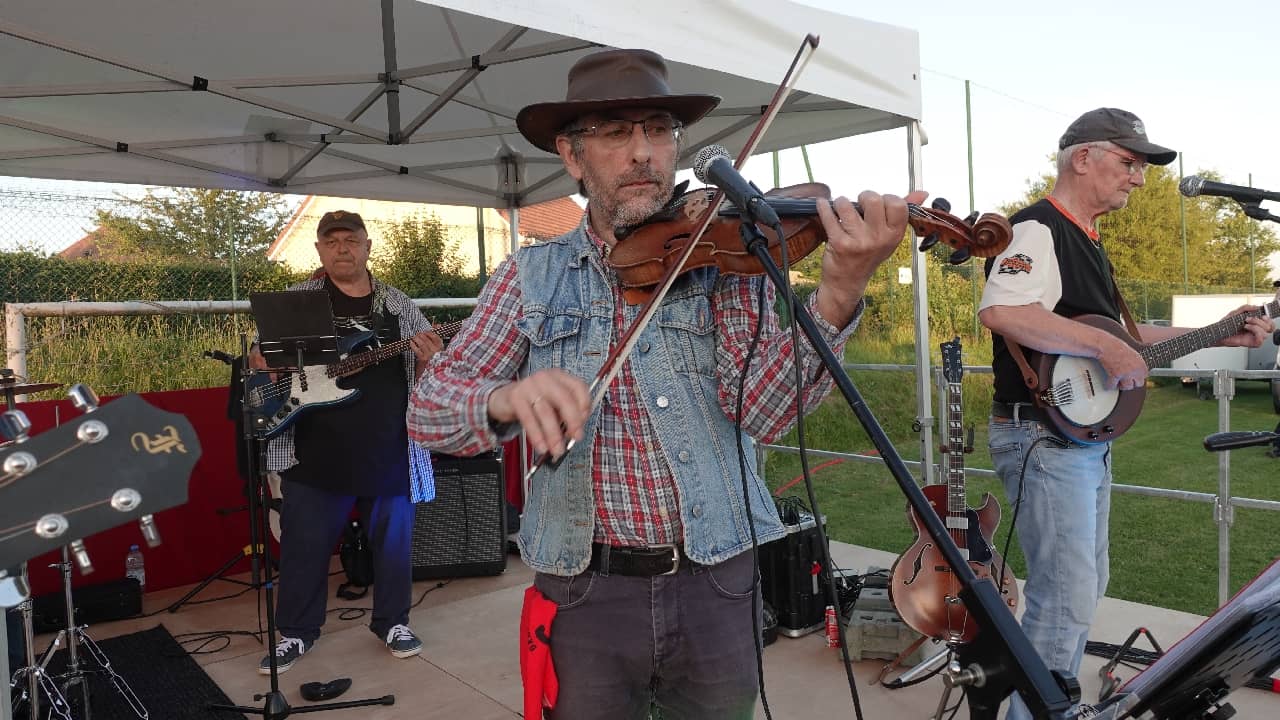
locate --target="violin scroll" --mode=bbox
[911,198,1012,265]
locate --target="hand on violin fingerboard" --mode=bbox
[814,189,929,328]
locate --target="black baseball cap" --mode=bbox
[316,210,366,237]
[1059,108,1177,166]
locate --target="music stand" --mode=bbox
[210,293,394,719]
[250,290,342,372]
[1090,559,1280,719]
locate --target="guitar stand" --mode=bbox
[9,572,72,720]
[209,333,393,720]
[738,219,1078,719]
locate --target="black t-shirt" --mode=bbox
[983,199,1123,405]
[286,278,410,497]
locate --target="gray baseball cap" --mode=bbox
[1059,108,1176,166]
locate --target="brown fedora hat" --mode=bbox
[516,49,720,153]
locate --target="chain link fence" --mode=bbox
[2,183,512,396]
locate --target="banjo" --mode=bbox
[1019,297,1280,444]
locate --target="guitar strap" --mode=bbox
[1003,261,1141,397]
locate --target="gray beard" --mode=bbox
[582,171,671,231]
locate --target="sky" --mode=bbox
[5,1,1280,260]
[746,1,1280,225]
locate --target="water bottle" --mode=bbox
[125,544,146,589]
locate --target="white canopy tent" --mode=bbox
[0,0,921,207]
[0,2,939,693]
[0,0,938,462]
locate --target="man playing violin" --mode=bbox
[408,48,924,719]
[979,108,1273,720]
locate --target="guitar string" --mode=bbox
[0,438,88,490]
[0,495,116,541]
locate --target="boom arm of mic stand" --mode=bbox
[1241,202,1280,224]
[738,222,1074,720]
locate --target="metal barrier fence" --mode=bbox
[8,302,1279,606]
[758,362,1280,607]
[3,298,478,398]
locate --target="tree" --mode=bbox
[998,164,1280,291]
[371,212,481,305]
[93,187,294,264]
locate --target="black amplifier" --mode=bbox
[31,578,142,633]
[410,451,507,579]
[759,501,828,637]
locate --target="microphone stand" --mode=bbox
[736,220,1077,720]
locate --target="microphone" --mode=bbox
[1202,430,1280,452]
[1179,175,1280,204]
[693,145,781,227]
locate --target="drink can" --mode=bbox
[825,605,840,648]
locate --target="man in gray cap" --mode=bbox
[979,109,1272,720]
[250,209,444,674]
[408,48,925,719]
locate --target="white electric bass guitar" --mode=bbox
[248,319,462,439]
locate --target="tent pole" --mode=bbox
[380,0,402,143]
[907,121,935,485]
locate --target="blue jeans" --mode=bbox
[533,550,761,720]
[988,416,1112,720]
[275,477,415,644]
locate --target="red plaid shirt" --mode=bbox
[408,223,860,547]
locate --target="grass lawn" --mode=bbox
[763,342,1280,618]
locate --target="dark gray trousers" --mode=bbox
[534,550,761,720]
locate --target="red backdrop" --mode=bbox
[19,387,524,597]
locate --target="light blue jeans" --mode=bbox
[988,415,1112,720]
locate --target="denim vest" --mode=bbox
[514,225,785,576]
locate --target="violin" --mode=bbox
[608,183,1013,303]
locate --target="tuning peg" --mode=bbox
[930,197,952,213]
[68,384,100,413]
[0,409,32,443]
[917,232,940,252]
[70,539,94,574]
[963,211,980,226]
[138,515,162,548]
[949,248,971,265]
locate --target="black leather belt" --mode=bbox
[587,543,697,576]
[991,401,1047,423]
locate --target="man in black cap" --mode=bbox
[979,108,1273,720]
[249,210,444,674]
[408,48,925,719]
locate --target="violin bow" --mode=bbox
[524,35,822,482]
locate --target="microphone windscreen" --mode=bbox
[1179,175,1205,197]
[693,144,732,184]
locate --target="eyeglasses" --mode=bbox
[565,116,683,148]
[1092,146,1148,177]
[318,236,366,250]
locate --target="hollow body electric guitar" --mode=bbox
[889,339,1018,643]
[1027,297,1280,444]
[249,319,462,438]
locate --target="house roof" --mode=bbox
[500,198,584,241]
[58,230,103,259]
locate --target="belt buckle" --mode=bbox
[650,544,680,575]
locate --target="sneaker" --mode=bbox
[258,636,311,675]
[385,624,422,659]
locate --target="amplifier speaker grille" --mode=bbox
[410,452,507,579]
